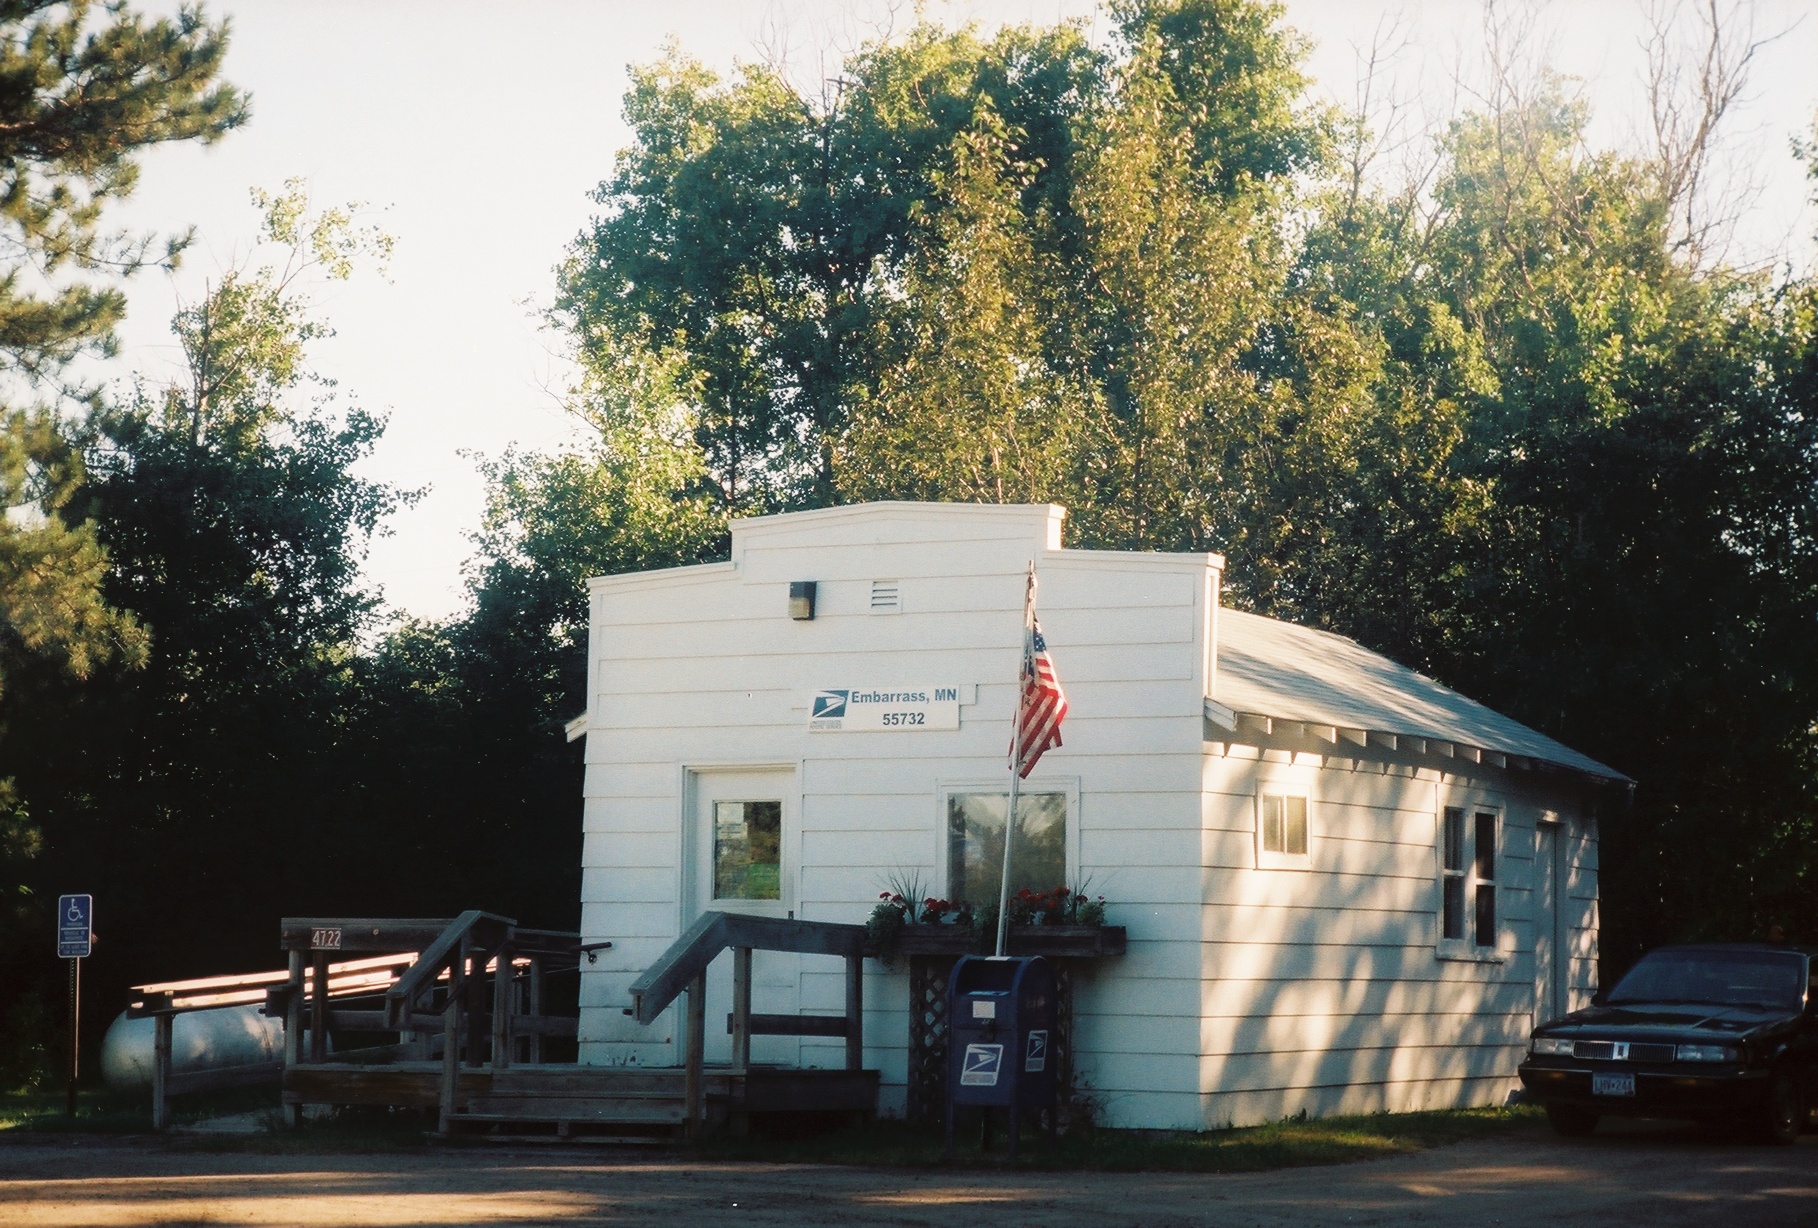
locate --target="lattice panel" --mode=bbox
[905,955,955,1123]
[1053,961,1074,1102]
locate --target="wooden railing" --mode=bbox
[278,913,584,1132]
[126,955,419,1130]
[627,912,867,1138]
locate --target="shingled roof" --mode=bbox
[1210,608,1629,784]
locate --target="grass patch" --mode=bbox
[3,1088,1542,1172]
[0,1088,153,1134]
[178,1107,435,1155]
[0,1087,432,1152]
[0,1085,283,1136]
[702,1105,1545,1172]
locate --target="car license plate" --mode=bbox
[1592,1072,1636,1098]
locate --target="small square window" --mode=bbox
[1257,790,1311,867]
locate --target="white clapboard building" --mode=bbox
[570,501,1626,1129]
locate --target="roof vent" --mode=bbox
[869,580,901,614]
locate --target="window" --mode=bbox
[947,791,1066,903]
[1439,803,1498,956]
[714,800,781,900]
[1441,808,1467,939]
[1256,790,1311,868]
[1474,810,1496,947]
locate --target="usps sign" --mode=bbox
[959,1043,1003,1087]
[807,684,964,732]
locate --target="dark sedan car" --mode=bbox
[1519,943,1816,1143]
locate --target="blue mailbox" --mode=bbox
[945,955,1058,1155]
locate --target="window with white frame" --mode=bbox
[1439,803,1499,955]
[1256,789,1311,869]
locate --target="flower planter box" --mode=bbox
[877,924,1126,960]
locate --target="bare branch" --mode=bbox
[1340,10,1420,221]
[1643,0,1792,268]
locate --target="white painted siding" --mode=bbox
[577,504,1218,1120]
[1192,745,1599,1126]
[573,501,1606,1131]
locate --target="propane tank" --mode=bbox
[100,1005,285,1092]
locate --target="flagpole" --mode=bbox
[995,562,1036,958]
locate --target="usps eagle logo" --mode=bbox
[960,1043,1003,1086]
[811,690,849,719]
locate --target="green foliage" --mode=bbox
[0,1,247,385]
[0,0,243,695]
[0,406,146,689]
[838,107,1086,505]
[837,1,1357,559]
[559,21,1107,510]
[470,345,726,643]
[1285,82,1818,961]
[1109,0,1330,195]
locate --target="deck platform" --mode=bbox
[284,1061,880,1139]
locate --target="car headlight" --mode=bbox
[1675,1044,1737,1063]
[1531,1037,1574,1056]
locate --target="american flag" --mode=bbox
[1011,592,1068,778]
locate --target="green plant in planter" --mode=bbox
[866,893,909,964]
[867,870,935,965]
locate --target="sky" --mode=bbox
[101,0,1818,622]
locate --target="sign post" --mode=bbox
[56,894,92,1118]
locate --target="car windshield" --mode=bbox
[1607,949,1806,1010]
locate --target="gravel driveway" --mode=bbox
[3,1120,1813,1226]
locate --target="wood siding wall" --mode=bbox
[1178,745,1599,1127]
[576,506,1216,1120]
[573,504,1602,1130]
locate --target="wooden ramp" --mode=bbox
[284,1061,879,1142]
[268,911,880,1142]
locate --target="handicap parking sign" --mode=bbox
[1024,1029,1048,1072]
[56,894,92,958]
[959,1043,1003,1086]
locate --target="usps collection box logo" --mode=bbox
[960,1043,1003,1087]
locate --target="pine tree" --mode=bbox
[0,0,246,698]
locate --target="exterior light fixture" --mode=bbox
[789,581,817,620]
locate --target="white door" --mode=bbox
[689,768,800,1067]
[1534,823,1565,1025]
